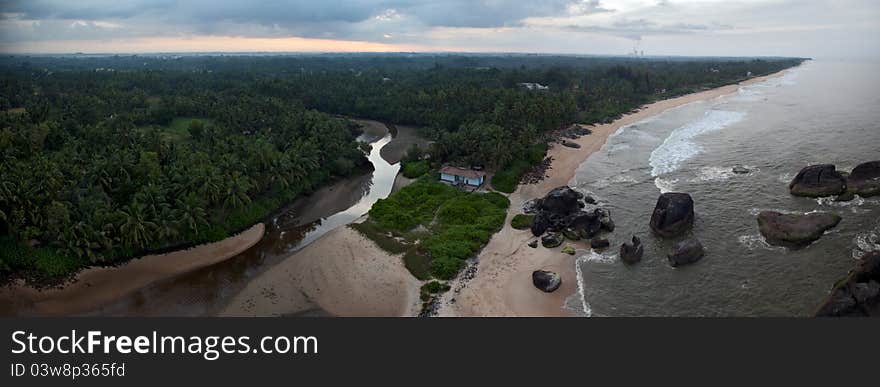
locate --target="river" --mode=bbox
[87,122,401,316]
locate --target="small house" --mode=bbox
[440,166,486,187]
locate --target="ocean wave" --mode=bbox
[738,234,787,252]
[654,176,678,193]
[852,223,880,259]
[778,172,794,184]
[649,110,746,177]
[590,174,640,188]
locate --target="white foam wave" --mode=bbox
[654,177,678,193]
[738,234,786,252]
[573,254,592,317]
[778,172,794,184]
[853,223,880,259]
[649,110,746,177]
[590,174,639,188]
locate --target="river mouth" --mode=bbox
[85,122,401,316]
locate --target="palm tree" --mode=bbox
[154,206,179,243]
[222,171,253,209]
[175,194,207,237]
[116,202,157,250]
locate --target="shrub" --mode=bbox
[401,160,430,178]
[511,214,534,230]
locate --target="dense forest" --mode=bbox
[0,54,805,282]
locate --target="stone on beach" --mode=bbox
[532,270,562,293]
[541,233,564,248]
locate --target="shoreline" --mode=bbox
[0,223,265,316]
[437,69,793,317]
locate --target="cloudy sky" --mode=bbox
[1,0,878,57]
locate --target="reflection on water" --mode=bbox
[89,131,400,316]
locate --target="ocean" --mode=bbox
[568,59,880,316]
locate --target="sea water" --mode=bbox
[568,60,880,316]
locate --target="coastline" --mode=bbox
[0,223,265,316]
[437,69,792,317]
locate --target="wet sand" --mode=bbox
[219,225,420,317]
[0,223,265,316]
[379,124,432,164]
[438,70,792,317]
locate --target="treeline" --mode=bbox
[0,65,367,281]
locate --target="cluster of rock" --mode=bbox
[520,156,553,185]
[522,186,615,293]
[638,192,705,267]
[526,186,615,245]
[755,161,878,248]
[788,161,880,199]
[815,251,880,316]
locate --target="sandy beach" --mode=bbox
[437,71,791,317]
[0,223,265,316]
[219,225,421,317]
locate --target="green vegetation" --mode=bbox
[511,214,535,230]
[491,143,548,193]
[401,160,430,179]
[355,179,508,281]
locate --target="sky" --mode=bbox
[0,0,878,58]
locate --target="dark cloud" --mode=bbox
[566,18,735,41]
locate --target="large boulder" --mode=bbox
[567,211,602,238]
[532,270,562,293]
[538,186,584,215]
[620,235,644,264]
[649,193,695,238]
[816,251,880,316]
[667,239,705,267]
[531,213,549,236]
[541,232,564,248]
[756,211,841,248]
[789,164,846,197]
[847,161,880,197]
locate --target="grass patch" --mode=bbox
[491,143,548,193]
[349,221,410,255]
[511,214,534,230]
[362,179,509,281]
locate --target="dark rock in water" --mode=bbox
[649,193,695,238]
[816,251,880,316]
[595,208,615,232]
[562,228,580,241]
[531,213,549,236]
[732,166,750,174]
[532,270,562,293]
[789,164,847,197]
[667,239,705,267]
[620,235,644,264]
[583,195,597,205]
[836,190,856,202]
[847,160,880,197]
[561,141,581,149]
[541,232,564,248]
[756,211,841,247]
[528,240,538,248]
[590,238,610,249]
[538,186,584,215]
